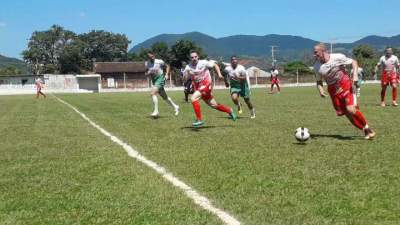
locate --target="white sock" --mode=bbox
[152,95,159,113]
[167,97,178,109]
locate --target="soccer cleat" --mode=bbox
[192,120,205,127]
[392,102,398,107]
[380,102,386,107]
[150,111,159,118]
[250,108,256,119]
[229,110,237,121]
[174,105,180,116]
[237,102,243,114]
[364,128,376,140]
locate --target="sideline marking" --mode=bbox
[53,95,241,225]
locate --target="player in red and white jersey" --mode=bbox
[183,51,236,127]
[313,43,375,140]
[269,68,280,94]
[35,76,46,99]
[375,47,399,107]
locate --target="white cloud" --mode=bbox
[0,22,7,27]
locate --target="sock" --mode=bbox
[192,101,202,121]
[152,95,158,113]
[381,86,387,102]
[392,87,397,102]
[216,104,232,114]
[350,111,367,130]
[166,97,178,109]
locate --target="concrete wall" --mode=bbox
[0,76,37,90]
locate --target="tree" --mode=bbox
[352,44,378,79]
[0,66,22,75]
[78,30,131,70]
[169,40,207,69]
[22,25,76,74]
[283,61,312,74]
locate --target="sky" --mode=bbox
[0,0,399,59]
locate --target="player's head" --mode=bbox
[314,43,328,63]
[230,55,238,67]
[385,47,393,57]
[147,51,156,61]
[190,51,199,65]
[181,61,187,68]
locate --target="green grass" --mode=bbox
[1,85,400,225]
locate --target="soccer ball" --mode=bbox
[295,127,310,142]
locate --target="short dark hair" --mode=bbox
[190,50,198,55]
[231,55,237,60]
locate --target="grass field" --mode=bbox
[1,85,400,225]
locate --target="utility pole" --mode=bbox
[270,45,278,68]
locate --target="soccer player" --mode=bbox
[269,67,280,94]
[375,47,399,107]
[351,66,365,97]
[181,61,193,102]
[145,52,179,117]
[35,76,46,99]
[183,51,236,127]
[313,43,376,140]
[224,55,256,118]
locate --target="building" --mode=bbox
[94,62,147,89]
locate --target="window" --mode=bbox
[21,79,28,86]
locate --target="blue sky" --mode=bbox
[0,0,399,59]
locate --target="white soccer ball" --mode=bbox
[295,127,310,142]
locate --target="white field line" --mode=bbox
[52,94,241,225]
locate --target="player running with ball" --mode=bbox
[313,43,376,140]
[183,51,237,127]
[224,55,256,118]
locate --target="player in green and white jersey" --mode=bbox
[224,55,255,118]
[145,52,179,118]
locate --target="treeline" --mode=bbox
[23,25,130,74]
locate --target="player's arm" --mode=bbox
[144,62,151,76]
[316,80,327,98]
[164,64,171,80]
[213,64,224,79]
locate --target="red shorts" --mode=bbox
[328,76,356,116]
[193,79,213,101]
[381,71,398,86]
[271,78,279,84]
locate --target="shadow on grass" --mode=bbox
[181,125,234,132]
[310,133,358,140]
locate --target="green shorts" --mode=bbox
[230,79,250,98]
[152,74,165,89]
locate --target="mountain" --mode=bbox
[0,54,28,73]
[130,32,318,60]
[129,32,400,61]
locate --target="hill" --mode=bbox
[0,54,28,74]
[130,32,400,62]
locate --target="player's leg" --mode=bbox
[39,90,46,98]
[159,88,179,116]
[270,83,274,93]
[231,92,242,114]
[191,90,204,126]
[150,86,160,117]
[381,72,388,107]
[390,78,398,106]
[344,96,375,139]
[205,97,236,121]
[244,97,255,119]
[276,83,281,93]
